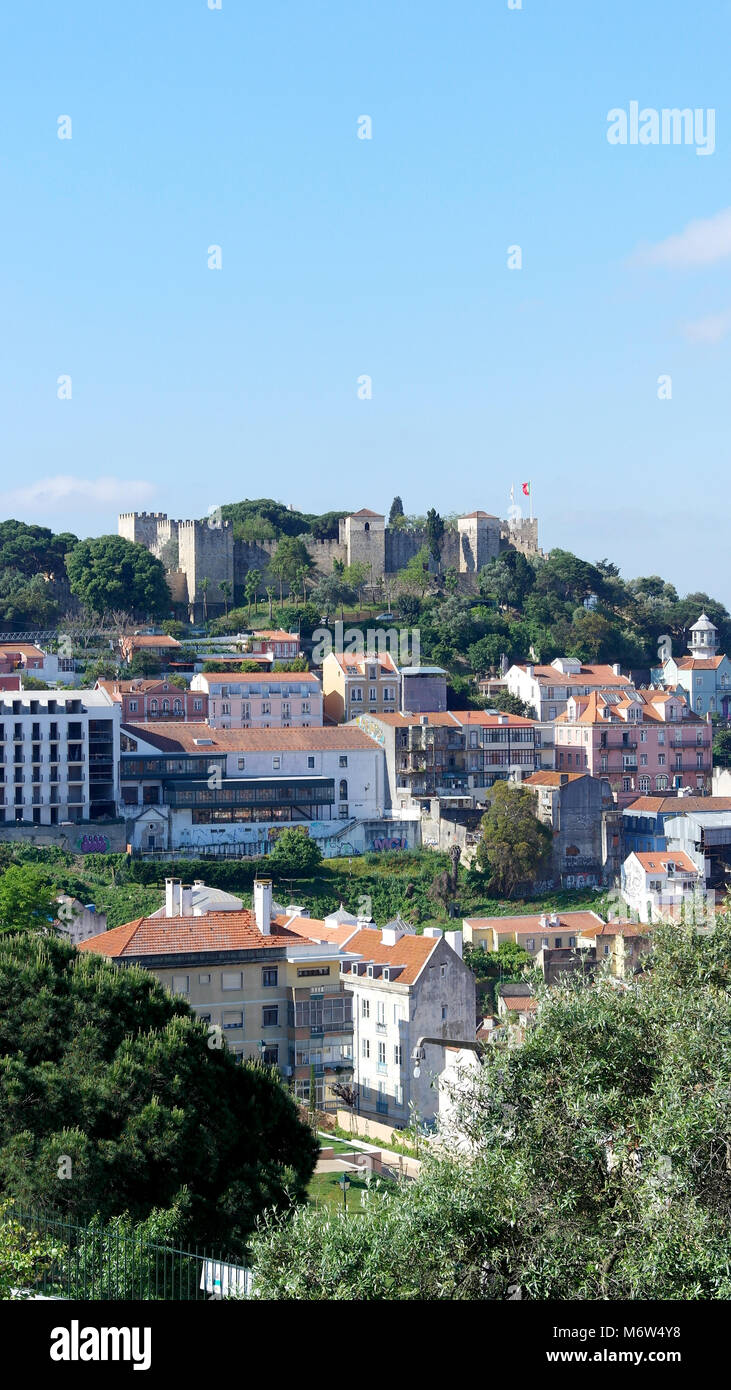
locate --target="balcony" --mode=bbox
[375,1021,387,1033]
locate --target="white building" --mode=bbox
[620,849,706,923]
[507,657,632,721]
[55,895,108,945]
[190,670,323,728]
[118,722,416,857]
[0,690,120,829]
[286,916,476,1125]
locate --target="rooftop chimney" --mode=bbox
[165,878,182,918]
[423,927,443,938]
[180,885,193,917]
[526,664,534,679]
[446,929,463,959]
[612,663,621,676]
[254,878,273,935]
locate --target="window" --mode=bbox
[222,1010,243,1030]
[194,698,203,712]
[377,1040,386,1066]
[339,779,348,800]
[658,754,665,766]
[440,963,447,978]
[640,754,648,766]
[555,937,563,948]
[262,1045,279,1065]
[441,1006,447,1021]
[262,702,271,715]
[376,1000,385,1024]
[640,730,647,742]
[198,973,211,985]
[569,937,576,947]
[262,967,278,987]
[296,966,330,977]
[369,687,377,702]
[394,1043,403,1066]
[129,699,138,713]
[172,975,189,995]
[622,777,632,792]
[222,971,243,990]
[339,755,348,768]
[362,1038,370,1059]
[362,998,370,1018]
[262,1006,278,1027]
[351,688,363,703]
[238,757,245,770]
[526,937,535,951]
[307,755,315,768]
[272,755,280,770]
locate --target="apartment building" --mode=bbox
[190,670,323,728]
[119,634,182,666]
[79,879,356,1110]
[0,690,120,827]
[507,657,633,721]
[322,651,400,724]
[0,642,76,687]
[284,915,475,1125]
[355,710,537,810]
[621,849,706,923]
[463,910,606,957]
[119,722,387,857]
[554,687,712,808]
[247,630,301,662]
[96,679,208,723]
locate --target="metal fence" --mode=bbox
[6,1204,251,1301]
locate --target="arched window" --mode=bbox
[339,779,348,800]
[696,697,703,711]
[173,699,182,714]
[150,699,158,713]
[639,775,651,794]
[656,775,668,791]
[162,699,170,713]
[364,522,370,532]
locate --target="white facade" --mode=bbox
[190,672,323,728]
[507,658,630,721]
[621,849,706,923]
[344,927,476,1126]
[0,690,120,828]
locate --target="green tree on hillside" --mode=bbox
[475,782,553,896]
[268,827,323,877]
[0,865,58,935]
[66,537,170,620]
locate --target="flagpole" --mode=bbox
[530,483,533,524]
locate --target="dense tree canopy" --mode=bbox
[268,827,323,876]
[475,782,553,895]
[0,934,318,1253]
[66,536,170,619]
[249,920,731,1299]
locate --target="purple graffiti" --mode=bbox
[371,836,406,852]
[77,833,109,854]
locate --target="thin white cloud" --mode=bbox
[682,311,731,344]
[0,475,155,512]
[630,207,731,268]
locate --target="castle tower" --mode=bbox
[118,512,169,549]
[688,613,718,660]
[341,509,386,579]
[178,518,234,621]
[457,511,500,573]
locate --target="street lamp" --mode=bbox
[339,1172,351,1216]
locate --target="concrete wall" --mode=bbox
[0,820,127,852]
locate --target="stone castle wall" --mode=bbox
[120,507,542,616]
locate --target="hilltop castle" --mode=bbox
[119,506,541,621]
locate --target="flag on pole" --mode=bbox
[521,481,531,496]
[510,483,515,503]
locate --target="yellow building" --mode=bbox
[80,879,356,1110]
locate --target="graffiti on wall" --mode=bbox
[77,833,110,854]
[370,836,408,852]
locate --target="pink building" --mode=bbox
[96,679,208,723]
[554,688,712,808]
[190,670,323,728]
[247,630,301,662]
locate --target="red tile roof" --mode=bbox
[625,795,731,814]
[120,722,377,753]
[196,670,319,685]
[78,910,302,958]
[122,634,181,649]
[349,509,384,518]
[332,651,400,676]
[675,656,725,670]
[465,911,604,935]
[337,927,441,984]
[633,851,700,874]
[515,663,631,687]
[523,771,588,786]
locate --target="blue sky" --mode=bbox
[2,1,731,602]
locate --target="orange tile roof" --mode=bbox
[0,643,46,659]
[625,795,731,814]
[577,922,651,938]
[333,651,400,676]
[460,510,499,519]
[349,508,383,518]
[78,910,303,958]
[633,851,700,874]
[465,911,604,934]
[523,771,588,786]
[120,722,377,753]
[676,656,725,670]
[123,634,181,648]
[251,631,300,643]
[277,916,361,948]
[363,710,534,728]
[333,926,440,984]
[516,663,631,687]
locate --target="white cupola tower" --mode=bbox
[688,613,718,660]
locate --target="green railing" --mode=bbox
[5,1204,251,1301]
